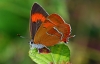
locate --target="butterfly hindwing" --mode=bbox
[43,14,71,43]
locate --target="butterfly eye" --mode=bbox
[30,40,33,44]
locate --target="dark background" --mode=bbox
[0,0,100,64]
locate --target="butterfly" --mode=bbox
[29,3,73,53]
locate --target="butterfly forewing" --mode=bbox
[30,3,49,39]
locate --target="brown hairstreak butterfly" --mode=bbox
[29,3,74,53]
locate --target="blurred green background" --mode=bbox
[0,0,100,64]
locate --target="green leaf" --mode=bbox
[29,42,70,64]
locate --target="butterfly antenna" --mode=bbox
[17,34,30,40]
[17,34,26,38]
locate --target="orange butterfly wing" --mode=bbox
[34,14,71,46]
[33,19,61,46]
[46,14,71,42]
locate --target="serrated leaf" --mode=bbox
[29,43,70,64]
